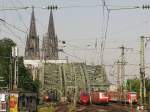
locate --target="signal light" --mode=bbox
[44,95,50,102]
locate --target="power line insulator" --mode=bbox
[142,5,150,9]
[54,5,58,10]
[47,5,58,10]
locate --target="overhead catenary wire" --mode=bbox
[101,10,110,64]
[0,19,26,33]
[100,0,110,65]
[0,4,141,11]
[11,0,28,32]
[0,18,36,51]
[2,22,25,45]
[0,2,147,64]
[0,7,67,47]
[0,1,142,47]
[0,17,44,46]
[110,6,140,11]
[99,0,105,65]
[99,0,137,65]
[2,0,6,20]
[0,7,29,11]
[61,50,84,62]
[11,0,28,45]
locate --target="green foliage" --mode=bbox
[126,78,140,92]
[0,38,40,92]
[18,57,40,92]
[126,78,150,93]
[32,79,41,92]
[0,38,15,87]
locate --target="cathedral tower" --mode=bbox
[25,7,40,60]
[42,9,58,60]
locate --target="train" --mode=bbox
[43,90,138,105]
[107,91,138,103]
[79,91,90,105]
[91,91,109,104]
[79,91,109,105]
[79,90,138,105]
[127,92,138,103]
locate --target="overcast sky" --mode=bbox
[1,0,150,84]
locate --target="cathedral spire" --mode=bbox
[42,9,58,60]
[29,7,37,38]
[48,9,55,37]
[25,7,39,60]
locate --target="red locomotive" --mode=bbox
[79,91,90,105]
[107,91,138,103]
[91,91,109,104]
[127,92,138,103]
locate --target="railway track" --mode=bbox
[55,102,69,112]
[77,103,136,112]
[49,102,138,112]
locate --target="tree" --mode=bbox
[18,57,40,92]
[0,38,40,92]
[126,78,140,92]
[126,78,150,91]
[0,38,15,87]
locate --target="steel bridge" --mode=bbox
[39,63,109,102]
